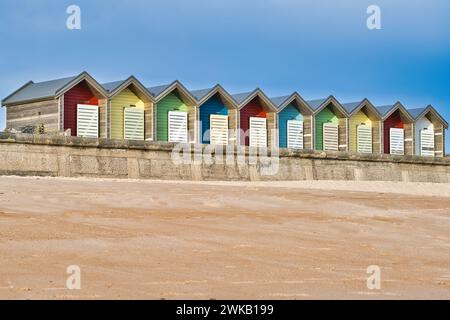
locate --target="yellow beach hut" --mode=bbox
[102,76,153,140]
[342,99,382,154]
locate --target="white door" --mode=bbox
[77,104,98,138]
[210,114,228,145]
[168,111,188,143]
[323,122,338,151]
[420,129,434,156]
[249,117,267,148]
[390,128,404,155]
[357,124,372,154]
[124,107,144,140]
[287,120,304,149]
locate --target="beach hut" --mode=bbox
[271,92,314,149]
[148,81,197,143]
[1,71,108,138]
[409,105,448,157]
[191,85,239,145]
[232,89,278,148]
[377,102,414,156]
[342,99,382,154]
[102,76,153,141]
[308,96,349,152]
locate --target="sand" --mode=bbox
[0,176,449,299]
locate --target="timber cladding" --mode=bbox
[144,101,153,141]
[372,120,382,154]
[383,110,404,154]
[63,81,99,136]
[314,106,335,150]
[155,91,191,142]
[404,122,414,156]
[348,109,382,154]
[99,98,108,139]
[198,93,230,144]
[303,115,313,150]
[314,105,347,151]
[187,105,197,143]
[228,108,238,145]
[266,111,276,148]
[338,117,347,152]
[239,96,277,147]
[435,124,444,155]
[6,99,59,133]
[109,88,145,139]
[239,97,265,146]
[415,113,445,157]
[278,103,304,149]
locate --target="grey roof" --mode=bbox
[190,88,214,101]
[376,104,395,117]
[101,80,126,93]
[146,84,171,98]
[3,75,77,105]
[306,98,328,111]
[407,106,448,127]
[231,92,253,105]
[341,101,361,114]
[270,95,291,108]
[407,107,427,119]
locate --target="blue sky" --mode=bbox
[0,0,449,150]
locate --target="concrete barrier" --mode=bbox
[0,132,449,182]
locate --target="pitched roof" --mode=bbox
[408,106,448,128]
[376,104,395,117]
[191,85,239,110]
[146,84,171,98]
[407,107,427,119]
[231,89,278,112]
[2,75,77,105]
[147,81,197,105]
[190,88,214,101]
[306,97,329,111]
[376,102,415,122]
[270,95,291,109]
[101,80,126,93]
[231,92,254,105]
[341,101,361,114]
[270,93,315,115]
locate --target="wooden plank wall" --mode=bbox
[277,104,303,148]
[338,117,347,151]
[155,92,190,142]
[63,82,99,136]
[144,101,153,141]
[383,111,404,154]
[99,98,108,139]
[188,105,197,143]
[239,98,266,146]
[404,122,414,155]
[435,123,444,157]
[109,88,145,139]
[349,111,372,152]
[267,111,276,148]
[303,115,313,150]
[314,107,339,150]
[6,99,59,133]
[198,95,229,144]
[228,108,238,145]
[372,120,382,154]
[58,97,64,131]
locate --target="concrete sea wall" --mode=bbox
[0,133,449,183]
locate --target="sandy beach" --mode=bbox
[0,176,449,299]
